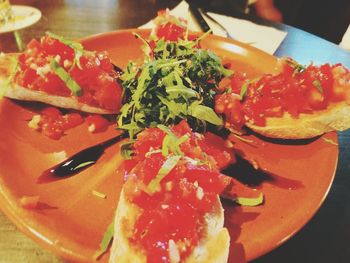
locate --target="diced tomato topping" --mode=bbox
[85,115,110,133]
[153,9,187,42]
[133,128,166,159]
[215,92,245,128]
[156,22,186,41]
[215,58,350,127]
[230,72,248,94]
[123,121,235,263]
[42,106,61,119]
[29,107,84,140]
[15,35,123,112]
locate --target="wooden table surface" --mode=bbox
[1,1,350,263]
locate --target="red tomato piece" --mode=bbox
[31,107,84,140]
[156,22,186,41]
[219,60,346,127]
[85,115,109,133]
[15,36,123,112]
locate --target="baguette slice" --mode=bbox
[109,189,230,263]
[246,101,350,139]
[0,54,117,114]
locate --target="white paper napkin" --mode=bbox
[339,24,350,50]
[140,0,287,54]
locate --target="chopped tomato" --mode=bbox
[123,121,236,262]
[85,115,110,133]
[306,88,327,110]
[215,92,245,128]
[230,72,248,94]
[29,107,84,140]
[153,9,187,42]
[216,59,349,127]
[42,106,61,119]
[156,22,186,41]
[15,35,123,112]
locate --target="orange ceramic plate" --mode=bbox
[0,29,337,262]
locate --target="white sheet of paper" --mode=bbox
[140,0,287,54]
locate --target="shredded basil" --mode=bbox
[239,77,260,101]
[240,81,249,100]
[235,192,264,206]
[285,58,306,75]
[147,155,181,194]
[312,79,324,93]
[14,31,24,52]
[157,124,189,156]
[50,59,82,96]
[46,31,85,69]
[93,221,114,260]
[73,161,95,171]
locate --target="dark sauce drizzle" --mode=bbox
[34,64,126,183]
[37,132,127,183]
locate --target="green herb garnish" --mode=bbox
[147,155,181,194]
[14,31,24,52]
[157,124,189,156]
[239,77,260,101]
[120,140,136,160]
[94,222,114,260]
[235,192,264,206]
[188,102,222,125]
[240,81,249,100]
[46,31,85,69]
[117,34,230,138]
[285,57,306,76]
[312,79,324,93]
[73,161,95,171]
[50,59,82,96]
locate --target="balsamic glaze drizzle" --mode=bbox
[37,132,127,183]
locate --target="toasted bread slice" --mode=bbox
[0,54,117,114]
[246,101,350,139]
[109,190,230,263]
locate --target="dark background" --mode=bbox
[274,0,350,44]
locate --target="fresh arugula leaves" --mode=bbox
[118,34,231,138]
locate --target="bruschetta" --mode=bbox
[0,33,123,114]
[215,58,350,139]
[108,121,236,263]
[110,190,229,263]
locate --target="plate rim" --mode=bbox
[0,29,339,262]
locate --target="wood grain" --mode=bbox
[0,212,64,263]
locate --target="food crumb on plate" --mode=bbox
[92,190,107,199]
[19,195,40,209]
[50,150,67,162]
